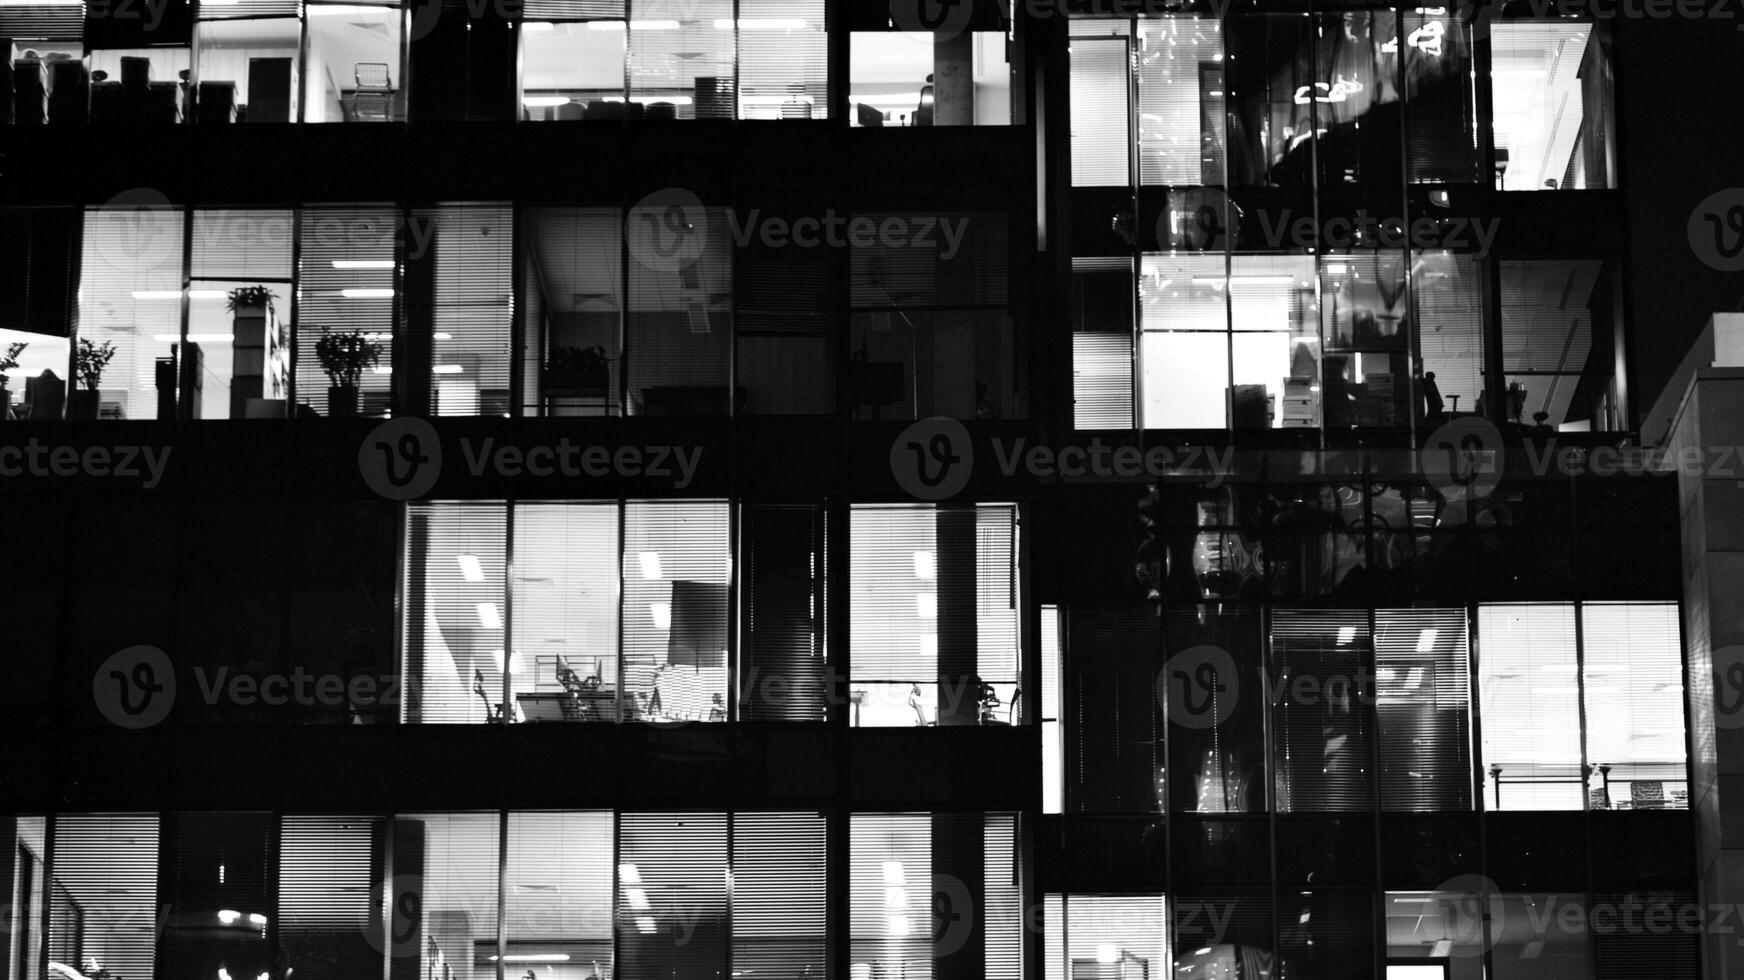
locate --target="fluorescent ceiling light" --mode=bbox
[457,554,485,582]
[639,551,663,579]
[486,955,572,963]
[626,887,651,911]
[1337,625,1357,644]
[713,17,807,29]
[635,916,657,934]
[915,593,936,619]
[331,259,394,269]
[247,913,267,926]
[341,288,396,299]
[1097,945,1120,964]
[888,916,912,937]
[372,365,393,374]
[476,602,502,631]
[620,864,642,885]
[152,333,235,343]
[913,551,935,579]
[1416,628,1438,652]
[522,96,571,108]
[651,602,671,631]
[918,634,937,658]
[882,861,904,884]
[432,364,464,374]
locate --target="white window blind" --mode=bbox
[1055,894,1170,980]
[511,503,621,721]
[0,1,83,36]
[623,501,731,721]
[196,0,299,19]
[1070,36,1129,187]
[410,205,513,417]
[616,812,730,980]
[48,813,160,980]
[297,206,398,416]
[1376,607,1472,810]
[1071,256,1134,430]
[627,0,734,118]
[731,812,828,976]
[736,0,827,119]
[278,815,378,962]
[1478,603,1582,810]
[982,813,1023,979]
[404,502,510,724]
[849,813,932,978]
[504,811,614,970]
[78,207,185,420]
[392,812,501,979]
[1581,601,1686,808]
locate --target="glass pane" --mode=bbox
[1499,258,1609,431]
[391,813,501,980]
[403,502,510,724]
[849,31,1009,126]
[511,503,621,723]
[159,813,276,980]
[1272,610,1375,811]
[523,207,623,417]
[48,814,160,980]
[522,21,629,120]
[87,47,193,123]
[1069,35,1128,186]
[1478,603,1582,810]
[1137,15,1224,187]
[622,501,731,722]
[1581,602,1687,809]
[1414,250,1484,425]
[736,0,827,120]
[1377,608,1473,810]
[617,812,729,978]
[1061,894,1169,979]
[194,18,300,123]
[628,1,733,119]
[1321,250,1412,429]
[504,812,614,969]
[305,1,402,122]
[626,206,733,416]
[77,207,185,420]
[279,815,381,976]
[1491,22,1613,190]
[297,206,398,417]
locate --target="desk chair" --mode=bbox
[353,62,392,121]
[1587,785,1611,810]
[908,683,934,727]
[472,668,508,724]
[1631,780,1666,810]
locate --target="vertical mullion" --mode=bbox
[503,501,516,723]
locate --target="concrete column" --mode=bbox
[933,32,975,126]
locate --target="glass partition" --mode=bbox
[1490,21,1614,190]
[849,30,1009,126]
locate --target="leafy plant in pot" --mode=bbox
[314,327,383,418]
[0,341,26,420]
[68,338,117,419]
[544,344,610,391]
[225,285,277,314]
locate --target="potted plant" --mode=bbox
[225,285,277,314]
[0,341,25,420]
[68,338,117,419]
[543,344,610,391]
[314,327,382,418]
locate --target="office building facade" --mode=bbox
[0,0,1731,977]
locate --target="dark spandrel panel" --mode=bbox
[1165,606,1265,814]
[1173,892,1275,976]
[1485,813,1589,891]
[1579,523,1682,600]
[0,498,67,726]
[63,499,176,726]
[1379,812,1481,889]
[1592,889,1700,980]
[286,499,401,724]
[1470,528,1578,600]
[1278,890,1375,980]
[1275,815,1377,888]
[175,502,286,724]
[1589,812,1697,887]
[1169,816,1270,887]
[1065,606,1163,813]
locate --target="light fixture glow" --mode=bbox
[888,916,912,937]
[522,96,571,108]
[913,551,935,579]
[1097,945,1120,964]
[432,364,464,374]
[1416,628,1439,652]
[626,887,651,911]
[915,593,937,619]
[1337,625,1357,644]
[651,602,671,631]
[218,909,241,924]
[331,259,395,270]
[639,551,663,579]
[635,916,657,934]
[341,288,396,299]
[476,602,503,631]
[620,863,642,885]
[882,860,905,885]
[457,554,485,582]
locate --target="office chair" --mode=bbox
[908,683,935,727]
[353,62,392,121]
[1631,780,1666,810]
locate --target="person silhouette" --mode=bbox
[1420,370,1446,424]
